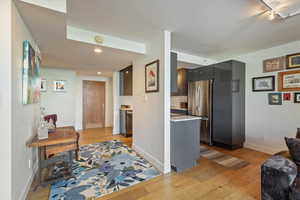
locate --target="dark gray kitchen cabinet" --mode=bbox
[187,66,214,82]
[172,68,188,96]
[119,65,133,96]
[212,60,245,149]
[171,119,200,172]
[171,52,178,94]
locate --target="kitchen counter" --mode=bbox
[171,115,202,122]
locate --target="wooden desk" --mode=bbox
[27,126,79,189]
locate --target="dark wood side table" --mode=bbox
[27,126,79,189]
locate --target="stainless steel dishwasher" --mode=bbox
[120,109,133,137]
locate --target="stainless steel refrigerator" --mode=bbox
[188,80,213,145]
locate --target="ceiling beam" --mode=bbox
[18,0,66,13]
[173,51,217,66]
[67,26,146,54]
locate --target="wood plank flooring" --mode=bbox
[27,128,270,200]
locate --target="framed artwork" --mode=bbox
[283,93,291,101]
[145,60,159,93]
[252,76,275,92]
[294,93,300,103]
[22,40,41,104]
[278,70,300,91]
[263,56,285,73]
[287,53,300,69]
[41,79,47,92]
[268,93,282,105]
[53,80,66,92]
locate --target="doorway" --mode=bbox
[83,80,106,129]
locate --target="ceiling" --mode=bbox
[16,0,300,74]
[16,1,141,76]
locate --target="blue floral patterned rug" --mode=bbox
[49,140,160,200]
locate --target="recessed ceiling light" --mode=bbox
[97,72,102,75]
[94,48,102,53]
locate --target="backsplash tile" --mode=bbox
[171,96,188,108]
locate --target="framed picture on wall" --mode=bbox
[22,40,41,104]
[268,93,282,105]
[294,93,300,103]
[53,80,66,92]
[263,56,285,73]
[283,93,291,101]
[252,76,275,92]
[41,79,47,92]
[145,60,159,93]
[287,53,300,69]
[278,70,300,91]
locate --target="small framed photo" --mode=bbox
[268,93,282,105]
[41,79,47,92]
[252,76,275,92]
[294,93,300,103]
[287,53,300,69]
[145,60,159,93]
[53,80,66,92]
[263,56,285,73]
[283,93,291,101]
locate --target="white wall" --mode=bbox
[132,31,171,173]
[11,2,41,200]
[235,40,300,154]
[41,68,113,130]
[0,0,12,199]
[41,68,76,127]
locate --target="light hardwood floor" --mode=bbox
[27,128,270,200]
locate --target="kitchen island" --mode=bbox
[171,115,201,172]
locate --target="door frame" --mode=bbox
[82,80,106,130]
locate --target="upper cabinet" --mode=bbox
[172,68,189,96]
[120,65,133,96]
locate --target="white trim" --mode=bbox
[67,26,146,54]
[173,51,217,66]
[163,31,171,174]
[132,143,164,173]
[19,0,66,13]
[244,142,279,155]
[18,163,38,200]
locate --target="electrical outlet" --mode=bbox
[28,159,31,169]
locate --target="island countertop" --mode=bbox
[171,115,203,122]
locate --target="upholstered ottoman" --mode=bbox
[262,155,298,200]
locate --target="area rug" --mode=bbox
[200,146,249,170]
[49,140,160,200]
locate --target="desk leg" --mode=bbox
[33,146,42,191]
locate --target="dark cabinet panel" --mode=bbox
[212,60,245,149]
[188,66,214,82]
[120,65,133,96]
[172,68,188,96]
[171,120,200,172]
[171,52,178,93]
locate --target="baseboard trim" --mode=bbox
[132,143,164,173]
[18,163,38,200]
[244,142,280,155]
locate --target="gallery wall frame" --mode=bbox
[252,76,275,92]
[278,70,300,91]
[287,53,300,69]
[268,93,282,105]
[263,56,285,73]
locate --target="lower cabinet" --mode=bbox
[171,119,200,172]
